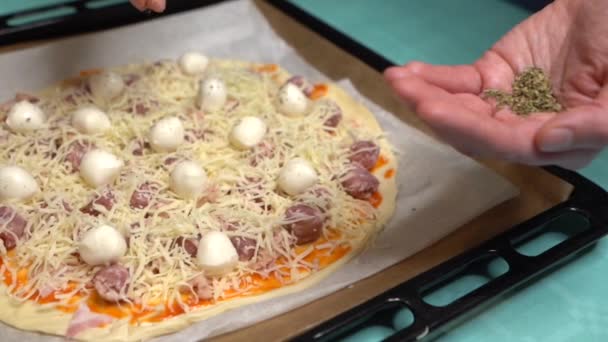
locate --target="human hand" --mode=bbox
[130,0,166,13]
[385,0,608,169]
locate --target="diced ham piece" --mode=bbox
[64,140,93,172]
[184,128,207,143]
[223,221,257,260]
[130,139,149,156]
[15,92,40,103]
[189,109,205,121]
[188,275,213,300]
[0,127,9,142]
[38,284,56,299]
[0,93,39,112]
[66,303,114,338]
[0,206,27,250]
[173,237,199,258]
[340,164,379,200]
[196,184,221,208]
[300,186,332,214]
[124,74,140,86]
[230,235,257,261]
[63,84,92,105]
[282,204,324,245]
[237,177,271,211]
[319,99,343,128]
[127,99,156,116]
[80,188,115,216]
[224,99,240,113]
[286,76,313,97]
[163,156,180,167]
[250,250,276,273]
[134,103,148,115]
[41,137,63,159]
[39,198,72,212]
[92,264,129,302]
[250,141,275,166]
[130,181,160,209]
[348,141,380,170]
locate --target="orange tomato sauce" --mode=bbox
[0,159,394,324]
[0,233,352,324]
[254,64,279,73]
[384,168,395,179]
[371,155,389,173]
[369,192,383,208]
[79,68,103,77]
[310,84,328,100]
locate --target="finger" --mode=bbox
[414,96,543,161]
[130,0,146,11]
[147,0,166,12]
[390,76,490,120]
[535,104,608,152]
[388,76,452,106]
[474,50,517,92]
[384,62,482,94]
[453,93,493,114]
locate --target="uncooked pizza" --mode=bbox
[0,52,397,341]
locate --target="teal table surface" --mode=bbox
[1,1,607,341]
[288,0,608,342]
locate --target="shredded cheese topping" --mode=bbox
[0,59,382,316]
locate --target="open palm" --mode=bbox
[385,0,608,169]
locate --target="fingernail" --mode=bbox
[384,67,409,81]
[540,128,573,152]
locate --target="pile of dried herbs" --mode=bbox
[483,67,562,115]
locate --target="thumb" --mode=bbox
[535,104,608,152]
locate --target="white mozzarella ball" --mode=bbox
[0,166,39,201]
[179,52,209,75]
[89,71,125,101]
[6,101,46,133]
[71,106,111,134]
[170,161,207,199]
[79,149,124,188]
[277,83,310,117]
[79,225,127,266]
[229,116,267,150]
[196,231,238,275]
[277,158,318,195]
[197,77,227,111]
[148,116,185,152]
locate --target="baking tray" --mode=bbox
[0,1,607,341]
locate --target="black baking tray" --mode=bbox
[0,1,605,341]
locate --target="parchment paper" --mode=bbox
[0,1,518,340]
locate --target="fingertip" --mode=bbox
[536,127,574,152]
[148,0,166,12]
[384,66,409,82]
[130,0,146,11]
[535,105,608,151]
[389,76,451,107]
[389,77,415,95]
[384,61,428,81]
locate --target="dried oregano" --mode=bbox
[483,67,562,115]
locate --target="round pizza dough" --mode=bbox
[0,60,397,341]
